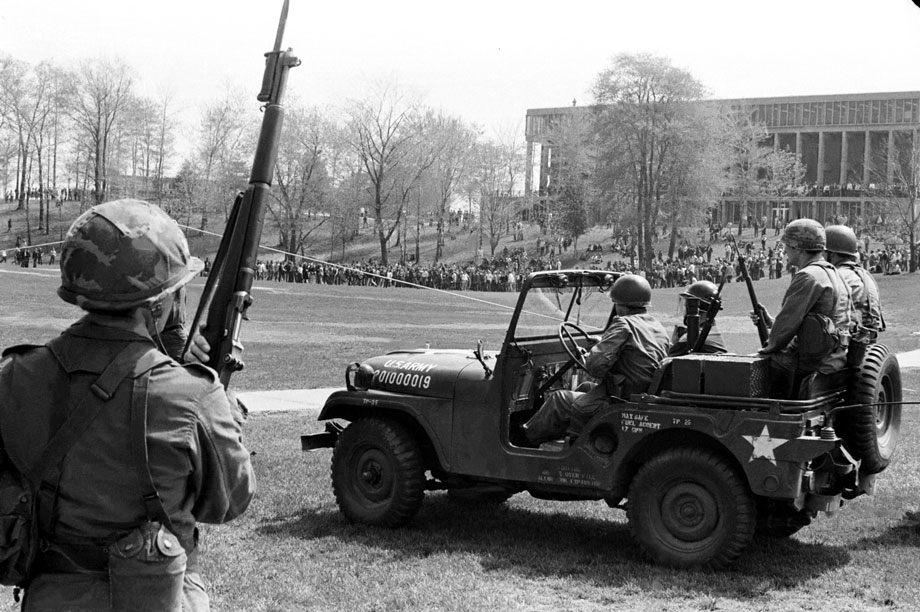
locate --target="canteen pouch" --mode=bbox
[108,521,186,612]
[846,326,876,368]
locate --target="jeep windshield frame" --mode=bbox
[501,270,620,348]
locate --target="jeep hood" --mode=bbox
[362,349,493,399]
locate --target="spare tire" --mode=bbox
[840,344,902,474]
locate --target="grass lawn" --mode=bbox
[1,264,919,611]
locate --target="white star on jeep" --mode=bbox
[742,425,788,464]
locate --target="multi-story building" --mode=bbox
[525,91,920,232]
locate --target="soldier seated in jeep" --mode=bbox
[668,280,729,357]
[758,219,852,399]
[521,274,670,446]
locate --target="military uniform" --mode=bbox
[761,260,851,378]
[837,261,883,332]
[524,313,670,444]
[668,325,728,356]
[0,199,254,610]
[0,318,254,611]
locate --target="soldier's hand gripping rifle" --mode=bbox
[183,1,300,388]
[728,235,770,347]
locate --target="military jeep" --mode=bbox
[302,269,901,568]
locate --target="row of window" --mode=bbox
[750,98,919,128]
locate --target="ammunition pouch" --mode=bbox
[108,521,187,612]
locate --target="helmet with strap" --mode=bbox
[59,199,203,312]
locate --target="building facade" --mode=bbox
[525,91,920,232]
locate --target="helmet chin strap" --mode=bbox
[144,298,168,354]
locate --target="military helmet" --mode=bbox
[680,280,719,306]
[781,218,826,251]
[825,224,859,257]
[59,199,203,312]
[609,274,652,307]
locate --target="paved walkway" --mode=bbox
[898,349,920,369]
[238,388,341,414]
[239,349,920,414]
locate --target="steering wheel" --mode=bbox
[558,322,592,370]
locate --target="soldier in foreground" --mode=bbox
[523,274,670,445]
[0,199,255,611]
[756,218,852,398]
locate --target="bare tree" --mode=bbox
[423,112,477,262]
[196,86,252,230]
[270,105,339,255]
[345,81,440,265]
[70,58,133,204]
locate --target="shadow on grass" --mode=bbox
[851,519,920,550]
[256,493,850,600]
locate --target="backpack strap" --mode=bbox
[130,370,178,535]
[27,342,169,538]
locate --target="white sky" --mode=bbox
[2,0,920,147]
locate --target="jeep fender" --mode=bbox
[312,390,453,471]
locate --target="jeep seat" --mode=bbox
[796,369,850,400]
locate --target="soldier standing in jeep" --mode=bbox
[521,274,670,445]
[757,218,853,398]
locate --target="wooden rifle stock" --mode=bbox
[184,1,300,387]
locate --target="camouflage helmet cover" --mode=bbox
[825,224,859,257]
[609,274,652,307]
[58,199,203,311]
[781,218,826,251]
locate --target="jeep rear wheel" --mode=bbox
[841,344,902,474]
[627,447,755,569]
[331,418,425,527]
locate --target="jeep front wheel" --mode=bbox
[841,344,902,474]
[331,418,425,527]
[627,447,755,569]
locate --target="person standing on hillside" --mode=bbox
[0,199,254,611]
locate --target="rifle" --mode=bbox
[728,235,770,347]
[184,1,300,387]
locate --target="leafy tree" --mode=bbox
[592,53,707,268]
[659,101,726,259]
[874,132,920,272]
[543,110,594,249]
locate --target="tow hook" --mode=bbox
[301,421,345,451]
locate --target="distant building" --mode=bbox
[525,91,920,231]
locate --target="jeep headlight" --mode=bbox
[346,362,376,391]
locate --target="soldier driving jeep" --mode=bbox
[521,274,670,446]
